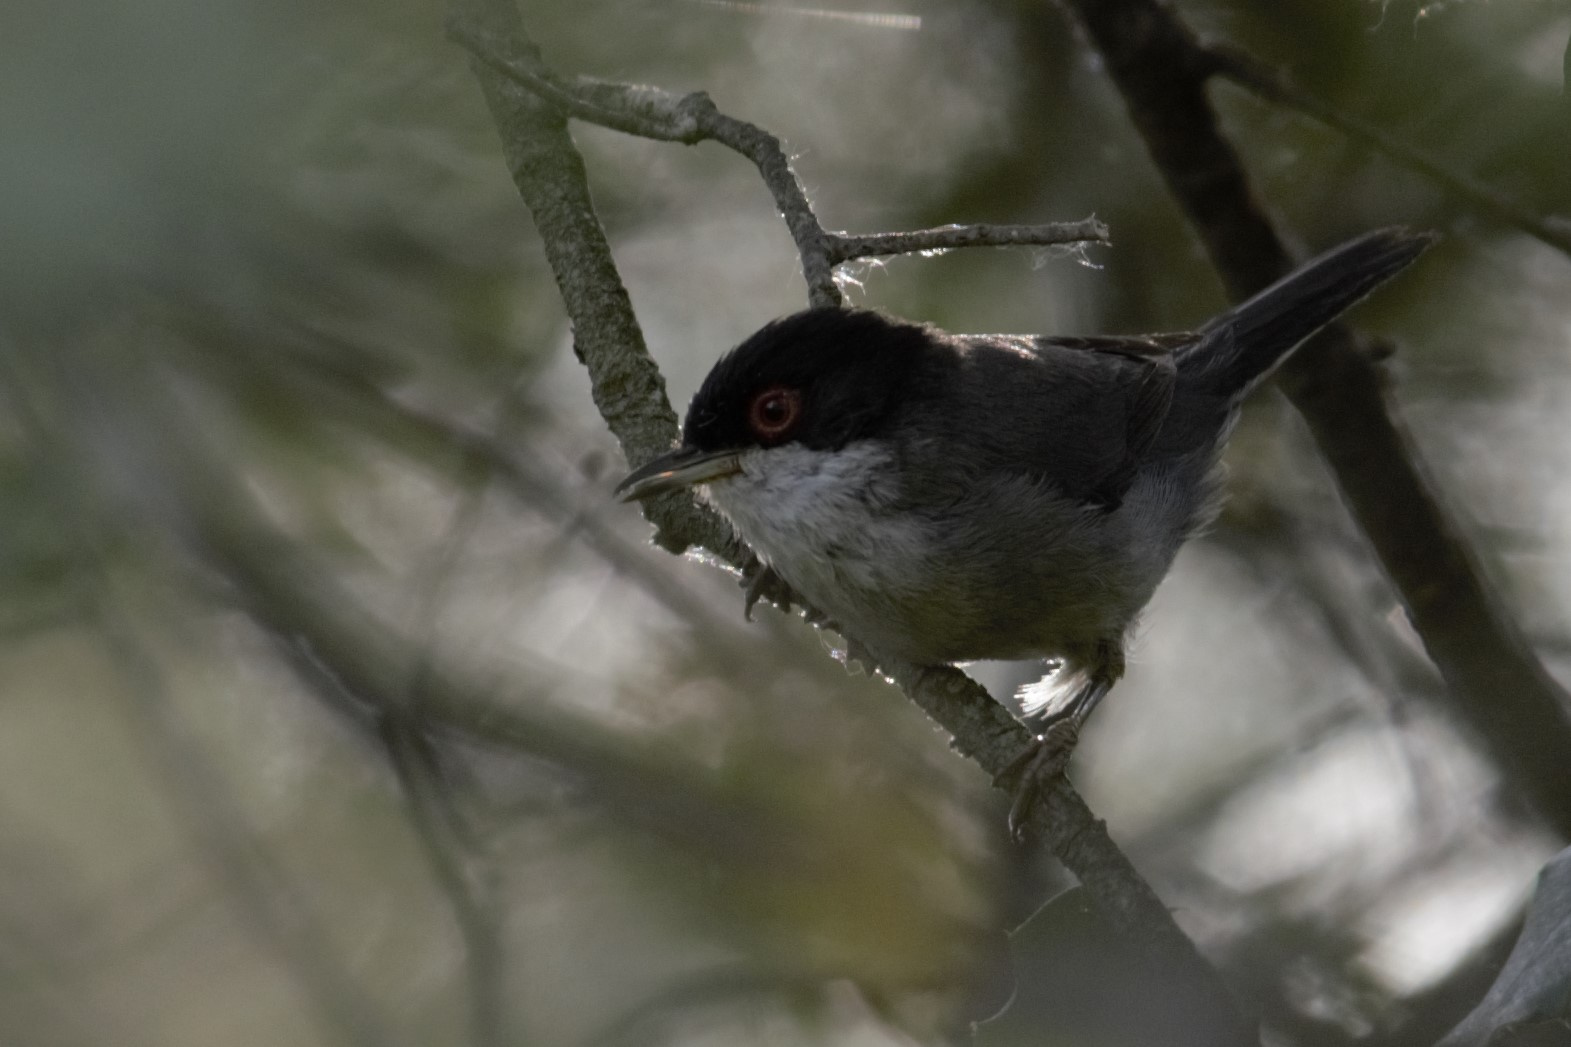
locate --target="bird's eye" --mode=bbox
[746,386,803,443]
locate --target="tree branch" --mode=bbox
[1,370,401,1047]
[1209,46,1571,259]
[454,1,1252,1041]
[827,219,1109,264]
[446,12,1109,309]
[1056,0,1571,837]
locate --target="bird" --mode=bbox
[616,227,1432,827]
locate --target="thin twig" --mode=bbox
[299,642,507,1047]
[446,13,1110,308]
[1,362,400,1047]
[690,105,841,305]
[1210,46,1571,257]
[444,12,841,306]
[829,219,1109,263]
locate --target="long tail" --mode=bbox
[1178,227,1436,400]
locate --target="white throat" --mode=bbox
[699,441,929,621]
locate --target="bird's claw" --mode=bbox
[996,718,1081,841]
[738,556,876,674]
[741,558,796,621]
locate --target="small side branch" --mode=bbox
[828,219,1110,264]
[446,14,1108,308]
[445,12,840,305]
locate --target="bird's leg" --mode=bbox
[997,642,1125,839]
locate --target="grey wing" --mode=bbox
[1039,335,1182,505]
[935,333,1182,510]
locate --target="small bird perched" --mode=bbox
[617,228,1432,824]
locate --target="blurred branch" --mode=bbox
[445,13,1108,311]
[1208,47,1571,258]
[295,638,506,1047]
[385,733,504,1047]
[187,462,791,864]
[186,322,762,665]
[111,313,821,877]
[1056,0,1571,839]
[453,3,1253,1042]
[3,370,402,1047]
[102,622,404,1047]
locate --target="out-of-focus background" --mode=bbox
[2,0,1568,1044]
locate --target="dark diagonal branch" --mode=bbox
[453,3,1253,1042]
[1209,47,1571,259]
[293,632,507,1047]
[1,368,401,1047]
[1057,0,1571,838]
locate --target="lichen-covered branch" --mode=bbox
[447,13,1108,309]
[453,1,1251,1038]
[828,219,1109,263]
[451,0,740,558]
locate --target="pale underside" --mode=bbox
[701,439,1222,676]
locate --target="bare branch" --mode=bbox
[449,1,739,559]
[828,219,1110,264]
[881,662,1255,1044]
[445,11,842,307]
[691,106,841,306]
[1,370,401,1047]
[447,13,1110,309]
[444,16,710,144]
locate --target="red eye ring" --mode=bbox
[746,385,803,443]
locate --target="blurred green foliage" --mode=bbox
[1,0,1568,1044]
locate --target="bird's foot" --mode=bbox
[740,557,797,621]
[738,557,876,672]
[995,716,1081,841]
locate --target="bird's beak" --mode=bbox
[615,446,743,502]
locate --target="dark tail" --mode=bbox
[1178,227,1436,399]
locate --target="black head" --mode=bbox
[682,307,937,454]
[615,308,943,503]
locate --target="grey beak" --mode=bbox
[615,446,743,502]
